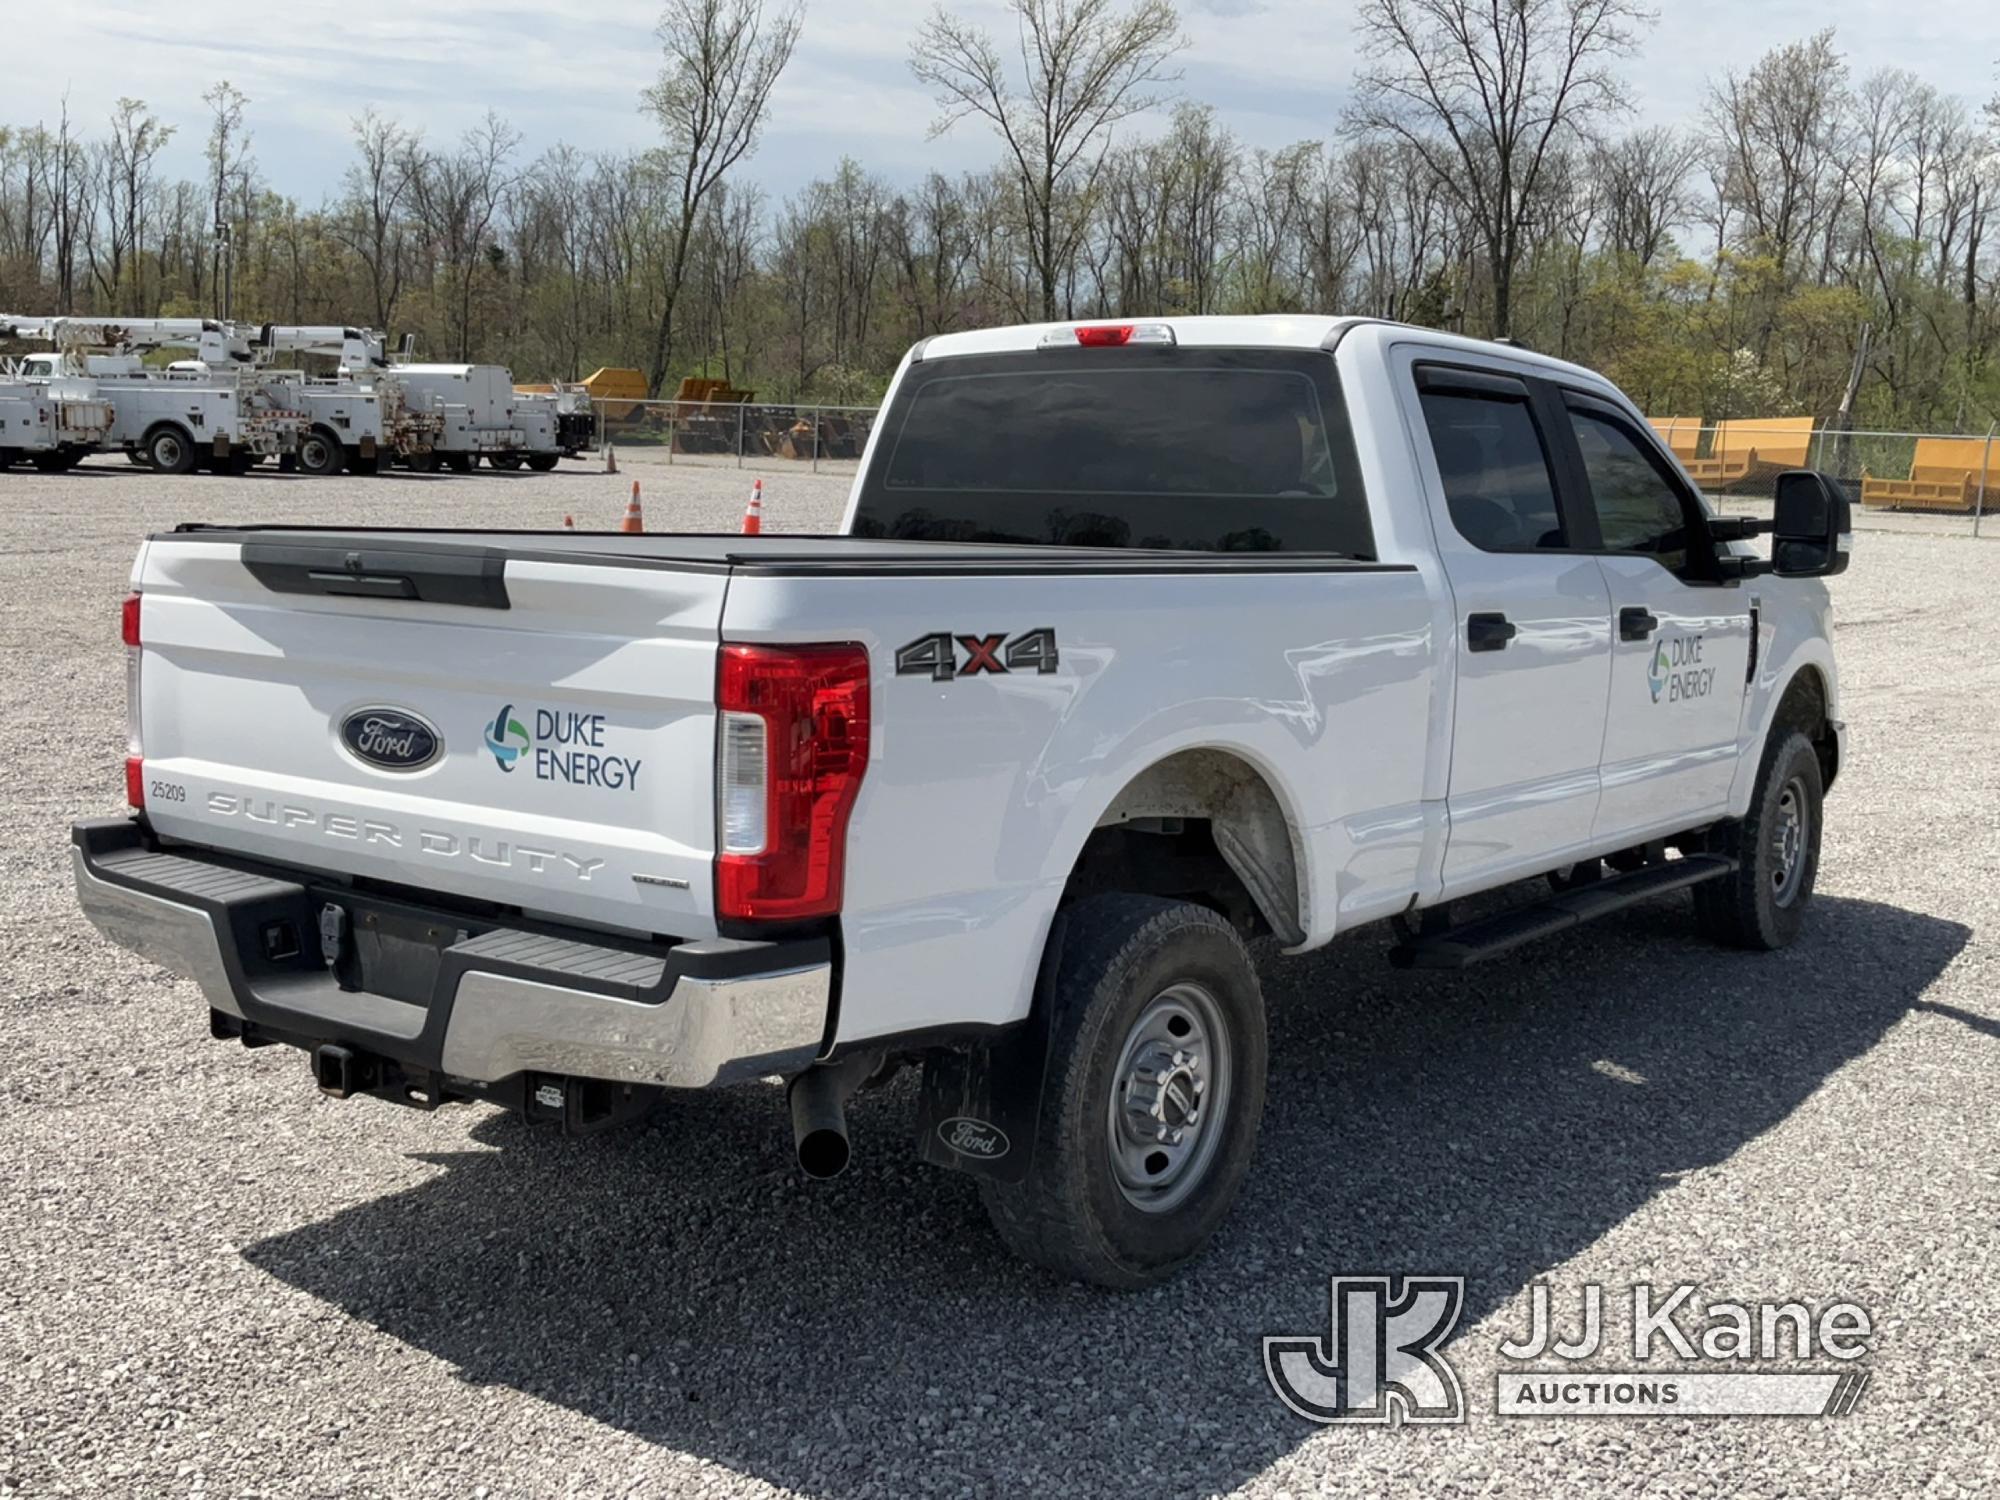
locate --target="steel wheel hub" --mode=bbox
[1106,982,1231,1213]
[1771,776,1810,906]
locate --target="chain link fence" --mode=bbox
[1652,419,1999,536]
[593,399,878,478]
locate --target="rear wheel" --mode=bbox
[443,451,474,474]
[296,428,344,477]
[350,451,381,476]
[0,448,18,469]
[1694,730,1824,950]
[144,425,197,476]
[526,453,560,472]
[978,894,1267,1289]
[406,450,443,473]
[490,453,526,471]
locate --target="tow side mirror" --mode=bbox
[1771,470,1851,578]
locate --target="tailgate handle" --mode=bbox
[306,569,417,599]
[242,541,510,609]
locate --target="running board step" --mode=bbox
[1390,855,1739,970]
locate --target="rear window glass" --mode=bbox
[851,348,1373,555]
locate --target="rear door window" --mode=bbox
[851,348,1373,556]
[1416,384,1567,551]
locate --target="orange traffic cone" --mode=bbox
[621,480,644,533]
[741,477,763,536]
[604,443,618,475]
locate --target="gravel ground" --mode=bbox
[2,456,1997,1499]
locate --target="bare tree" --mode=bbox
[203,81,251,317]
[1704,31,1850,283]
[404,113,519,361]
[911,0,1185,321]
[91,99,173,311]
[640,0,803,395]
[336,112,415,333]
[1593,126,1697,265]
[1347,0,1649,338]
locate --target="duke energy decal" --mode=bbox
[484,703,644,791]
[1649,635,1716,705]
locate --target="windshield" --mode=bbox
[851,346,1374,556]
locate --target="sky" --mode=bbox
[10,0,1997,203]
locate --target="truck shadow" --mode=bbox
[240,894,1967,1499]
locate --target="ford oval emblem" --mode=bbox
[937,1116,1010,1159]
[339,706,442,772]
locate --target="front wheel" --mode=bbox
[1694,730,1825,950]
[978,894,1267,1289]
[525,453,560,472]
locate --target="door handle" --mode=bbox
[1619,606,1660,641]
[1466,612,1517,652]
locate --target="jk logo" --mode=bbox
[1263,1276,1467,1425]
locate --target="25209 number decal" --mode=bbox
[895,628,1059,682]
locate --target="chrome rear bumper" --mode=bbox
[71,828,828,1091]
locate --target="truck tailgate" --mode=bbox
[134,536,726,936]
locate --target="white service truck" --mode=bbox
[246,326,445,475]
[0,372,114,470]
[71,316,1850,1286]
[8,319,307,473]
[387,364,534,472]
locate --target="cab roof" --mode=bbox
[912,314,1619,395]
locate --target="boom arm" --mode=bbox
[252,324,390,370]
[0,315,253,367]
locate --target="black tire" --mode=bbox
[1694,730,1825,950]
[144,425,197,476]
[526,453,560,472]
[32,448,81,472]
[443,451,474,474]
[350,451,381,477]
[297,428,344,477]
[0,448,18,469]
[489,453,526,471]
[978,894,1267,1289]
[406,450,443,473]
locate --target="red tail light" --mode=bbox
[123,593,144,807]
[715,643,870,923]
[1074,324,1135,347]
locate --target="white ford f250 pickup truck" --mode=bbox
[73,316,1849,1287]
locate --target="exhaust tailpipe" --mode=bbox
[787,1055,877,1180]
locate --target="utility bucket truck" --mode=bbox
[245,326,445,476]
[0,365,114,471]
[4,317,306,474]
